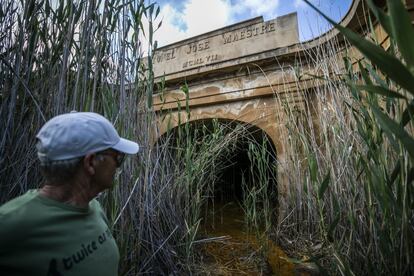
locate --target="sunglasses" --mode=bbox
[98,150,125,167]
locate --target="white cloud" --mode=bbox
[232,0,279,20]
[183,0,231,35]
[151,0,232,47]
[140,0,282,49]
[154,4,188,46]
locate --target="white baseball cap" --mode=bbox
[36,112,139,162]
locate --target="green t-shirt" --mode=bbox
[0,190,119,276]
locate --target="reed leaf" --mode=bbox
[387,0,414,72]
[318,171,330,198]
[303,0,414,96]
[371,105,414,159]
[355,84,407,99]
[366,0,392,37]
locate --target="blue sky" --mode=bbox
[150,0,352,47]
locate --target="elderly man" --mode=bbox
[0,112,139,276]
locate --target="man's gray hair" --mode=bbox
[37,141,83,184]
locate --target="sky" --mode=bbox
[149,0,352,47]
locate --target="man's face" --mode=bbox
[92,149,125,189]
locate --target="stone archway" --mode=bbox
[154,96,292,217]
[155,116,280,223]
[150,0,401,218]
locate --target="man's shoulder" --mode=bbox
[90,198,104,213]
[0,190,39,217]
[90,198,110,223]
[0,190,39,246]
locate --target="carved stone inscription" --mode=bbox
[153,13,298,77]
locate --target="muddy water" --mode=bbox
[199,202,294,275]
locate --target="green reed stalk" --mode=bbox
[276,1,414,274]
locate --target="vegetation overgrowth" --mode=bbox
[0,0,276,273]
[1,0,413,275]
[277,0,414,274]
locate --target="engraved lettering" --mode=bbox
[261,23,267,34]
[223,34,232,44]
[186,44,193,54]
[246,28,252,38]
[171,48,176,59]
[186,40,210,54]
[222,22,277,45]
[206,54,218,63]
[153,49,176,63]
[182,57,206,69]
[152,14,299,77]
[156,54,162,63]
[195,58,203,65]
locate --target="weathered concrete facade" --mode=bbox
[152,0,414,211]
[152,13,299,78]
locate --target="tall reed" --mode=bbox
[276,1,414,274]
[0,0,188,274]
[3,0,412,275]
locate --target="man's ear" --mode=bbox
[83,154,96,175]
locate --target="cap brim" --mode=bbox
[112,138,139,154]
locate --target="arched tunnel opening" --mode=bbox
[158,118,278,229]
[214,141,251,203]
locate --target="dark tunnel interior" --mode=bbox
[214,139,254,204]
[159,119,278,207]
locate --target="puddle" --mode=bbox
[198,201,294,275]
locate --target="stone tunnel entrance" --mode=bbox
[211,121,278,211]
[157,119,293,274]
[159,118,278,223]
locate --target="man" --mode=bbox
[0,112,139,276]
